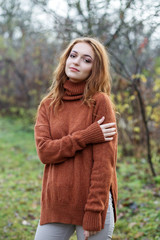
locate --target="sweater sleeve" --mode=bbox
[34,102,105,164]
[82,93,118,231]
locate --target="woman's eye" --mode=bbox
[70,53,76,58]
[83,58,92,63]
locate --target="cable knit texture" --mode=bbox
[34,79,118,231]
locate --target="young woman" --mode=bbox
[34,37,118,240]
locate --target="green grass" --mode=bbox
[0,117,42,239]
[0,117,159,240]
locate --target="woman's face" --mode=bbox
[65,42,94,83]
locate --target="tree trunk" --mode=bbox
[133,79,156,177]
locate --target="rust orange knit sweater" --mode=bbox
[34,79,118,231]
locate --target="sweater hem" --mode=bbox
[40,204,84,226]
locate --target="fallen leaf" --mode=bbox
[129,222,137,228]
[134,232,144,238]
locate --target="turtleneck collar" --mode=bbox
[62,79,86,100]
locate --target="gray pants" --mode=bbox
[34,192,115,240]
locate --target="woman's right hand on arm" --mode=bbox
[97,116,116,141]
[35,104,110,165]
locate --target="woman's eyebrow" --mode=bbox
[71,50,93,60]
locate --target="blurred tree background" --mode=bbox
[0,0,160,239]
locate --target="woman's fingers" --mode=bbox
[97,117,117,141]
[84,230,99,239]
[100,124,116,137]
[103,132,116,137]
[104,137,113,141]
[101,127,116,133]
[97,117,116,129]
[84,230,89,240]
[104,132,116,141]
[100,122,116,128]
[97,116,105,125]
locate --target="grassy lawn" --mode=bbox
[0,117,159,240]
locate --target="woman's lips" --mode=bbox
[69,67,80,72]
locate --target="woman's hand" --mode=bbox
[97,116,116,141]
[84,230,99,240]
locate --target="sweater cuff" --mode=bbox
[81,122,105,145]
[83,211,102,231]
